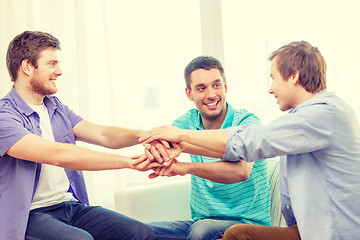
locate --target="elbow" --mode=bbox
[48,144,75,168]
[227,170,251,184]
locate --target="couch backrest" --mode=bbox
[267,157,286,227]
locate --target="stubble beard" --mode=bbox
[30,76,57,96]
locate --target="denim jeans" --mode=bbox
[148,219,239,240]
[25,201,154,240]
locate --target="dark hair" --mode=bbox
[269,41,326,93]
[184,56,226,89]
[6,31,61,81]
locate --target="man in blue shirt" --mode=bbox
[140,42,360,240]
[0,31,156,240]
[143,56,271,240]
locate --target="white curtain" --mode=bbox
[221,0,360,124]
[0,0,202,209]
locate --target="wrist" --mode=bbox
[136,129,145,139]
[179,129,189,143]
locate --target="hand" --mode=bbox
[143,140,170,164]
[139,125,183,145]
[144,141,182,166]
[148,160,187,179]
[131,154,163,171]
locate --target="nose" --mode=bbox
[268,83,274,95]
[206,87,217,99]
[55,65,62,76]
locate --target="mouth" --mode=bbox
[204,99,220,109]
[50,79,57,86]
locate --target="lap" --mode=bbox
[148,220,194,239]
[26,210,93,240]
[149,219,239,240]
[222,224,301,240]
[189,219,239,240]
[26,201,154,240]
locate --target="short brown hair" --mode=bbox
[269,41,326,93]
[6,31,61,82]
[184,56,226,89]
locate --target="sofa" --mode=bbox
[114,157,286,226]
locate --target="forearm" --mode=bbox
[179,129,227,155]
[7,134,133,171]
[181,142,223,158]
[52,143,133,170]
[73,120,143,149]
[101,126,143,149]
[180,161,253,184]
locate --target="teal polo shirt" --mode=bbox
[172,103,271,225]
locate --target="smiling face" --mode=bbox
[269,57,298,111]
[186,68,227,122]
[29,48,62,96]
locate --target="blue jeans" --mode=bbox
[25,201,154,240]
[148,219,239,240]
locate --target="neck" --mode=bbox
[293,88,319,108]
[202,105,227,130]
[13,82,44,105]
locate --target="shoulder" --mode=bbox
[0,96,22,120]
[172,108,200,129]
[232,108,261,127]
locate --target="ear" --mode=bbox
[224,82,228,93]
[185,88,194,101]
[291,71,300,85]
[21,59,33,76]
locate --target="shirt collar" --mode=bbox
[9,86,58,116]
[289,90,328,114]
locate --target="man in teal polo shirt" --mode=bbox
[146,56,271,240]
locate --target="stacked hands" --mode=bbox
[132,125,185,179]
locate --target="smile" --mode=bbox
[204,100,220,107]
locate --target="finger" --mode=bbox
[142,142,152,150]
[154,143,170,162]
[154,167,162,175]
[137,158,152,170]
[150,145,163,163]
[131,155,147,165]
[145,149,155,161]
[131,154,142,159]
[163,165,174,177]
[160,140,170,149]
[148,172,159,179]
[159,166,169,176]
[141,135,161,144]
[139,133,158,143]
[163,158,175,166]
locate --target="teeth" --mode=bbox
[206,102,217,106]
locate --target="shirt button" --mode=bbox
[287,205,290,209]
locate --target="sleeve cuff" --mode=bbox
[222,126,245,162]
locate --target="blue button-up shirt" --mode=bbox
[0,87,89,240]
[223,91,360,240]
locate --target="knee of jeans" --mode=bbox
[188,220,220,240]
[124,221,154,240]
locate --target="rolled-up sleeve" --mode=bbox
[223,125,246,161]
[223,103,334,162]
[0,111,30,157]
